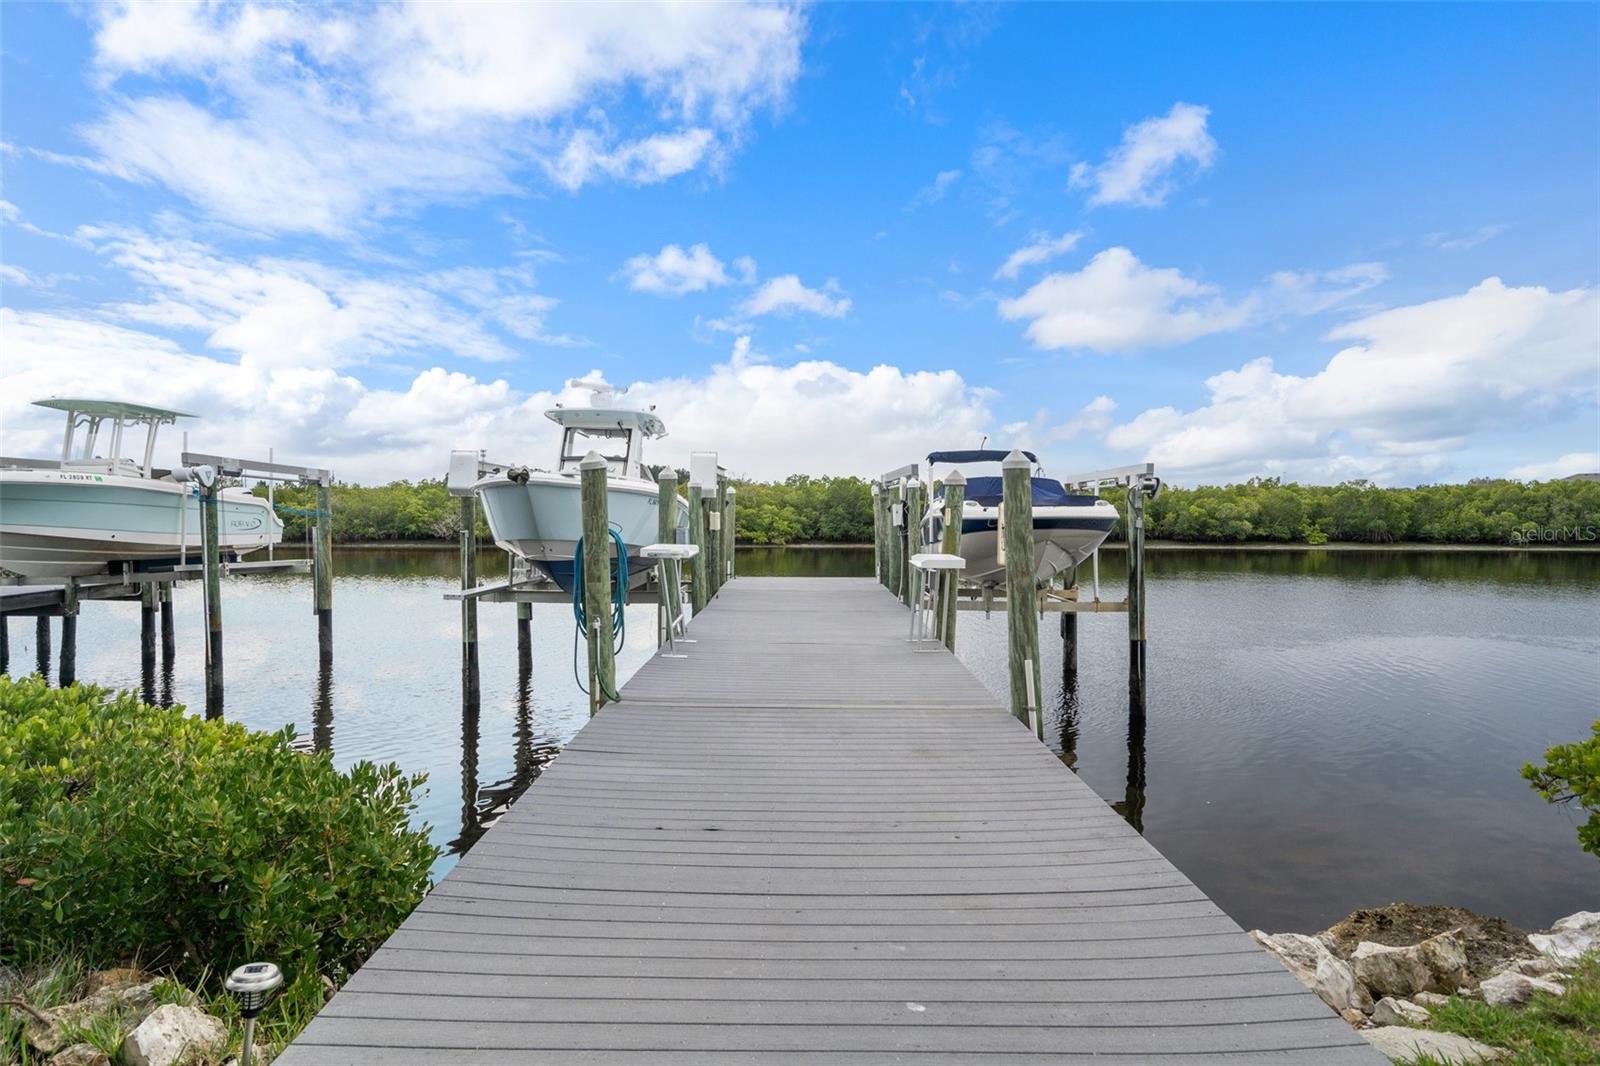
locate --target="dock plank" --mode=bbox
[279,577,1378,1064]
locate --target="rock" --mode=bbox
[121,1004,228,1066]
[48,1044,111,1066]
[1493,955,1564,978]
[1361,1025,1505,1063]
[1353,930,1468,997]
[1529,911,1600,965]
[1339,1007,1368,1028]
[224,1045,272,1066]
[1414,991,1452,1008]
[1478,970,1565,1008]
[83,967,148,996]
[1371,996,1431,1026]
[1354,941,1434,998]
[23,1012,68,1056]
[1250,930,1373,1013]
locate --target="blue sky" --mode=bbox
[2,2,1596,483]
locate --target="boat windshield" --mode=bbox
[560,426,634,477]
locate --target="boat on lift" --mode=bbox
[918,449,1119,587]
[0,399,282,579]
[471,386,689,592]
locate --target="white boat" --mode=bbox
[0,399,282,579]
[918,449,1119,588]
[473,388,689,592]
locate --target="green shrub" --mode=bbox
[0,676,437,990]
[1524,720,1600,860]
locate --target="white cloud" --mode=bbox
[1070,102,1217,208]
[77,2,807,234]
[1265,262,1389,314]
[994,230,1082,280]
[1106,279,1600,482]
[1,263,32,288]
[739,274,852,319]
[1,311,992,482]
[905,168,961,210]
[619,243,751,296]
[998,246,1250,351]
[1426,224,1508,252]
[1508,453,1600,480]
[76,226,560,367]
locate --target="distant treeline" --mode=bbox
[256,475,1599,548]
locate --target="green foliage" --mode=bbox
[0,676,437,992]
[254,478,487,544]
[1417,953,1600,1065]
[1134,477,1600,546]
[1524,721,1600,861]
[732,475,875,545]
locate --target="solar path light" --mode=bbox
[225,962,283,1066]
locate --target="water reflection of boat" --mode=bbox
[0,399,281,578]
[919,449,1118,588]
[471,386,688,593]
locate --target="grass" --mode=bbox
[1,952,329,1065]
[1404,954,1600,1066]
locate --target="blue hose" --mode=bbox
[572,526,627,700]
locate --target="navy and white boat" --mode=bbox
[919,449,1118,588]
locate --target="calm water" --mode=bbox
[6,546,1596,934]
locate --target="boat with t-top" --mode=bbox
[0,399,282,579]
[472,387,689,592]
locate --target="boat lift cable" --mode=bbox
[571,525,627,702]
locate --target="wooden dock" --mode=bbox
[279,577,1379,1064]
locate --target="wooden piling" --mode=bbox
[902,478,924,608]
[314,479,334,661]
[459,494,479,708]
[35,616,49,679]
[937,470,965,652]
[158,582,175,664]
[887,483,904,601]
[201,481,224,717]
[1127,480,1148,707]
[706,479,724,599]
[657,472,680,647]
[139,580,157,681]
[59,579,78,687]
[687,484,707,615]
[1001,451,1042,737]
[1062,610,1079,678]
[579,452,616,712]
[722,485,736,583]
[870,482,885,588]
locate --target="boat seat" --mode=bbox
[639,544,700,559]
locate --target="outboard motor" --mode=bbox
[506,465,531,485]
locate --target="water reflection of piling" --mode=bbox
[1114,705,1148,835]
[453,679,483,855]
[1,616,8,675]
[35,616,50,679]
[1056,676,1081,771]
[312,658,334,753]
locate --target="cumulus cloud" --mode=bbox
[1105,279,1600,482]
[994,230,1082,280]
[1,312,991,482]
[739,274,852,319]
[76,2,808,234]
[998,247,1391,351]
[1070,102,1217,208]
[618,243,753,296]
[1508,453,1600,480]
[1426,224,1508,252]
[998,246,1251,351]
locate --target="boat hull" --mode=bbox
[922,502,1118,587]
[476,473,690,592]
[0,471,282,578]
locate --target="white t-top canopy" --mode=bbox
[545,406,667,438]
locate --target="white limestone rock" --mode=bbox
[1371,996,1431,1026]
[121,1005,227,1066]
[1250,930,1374,1013]
[1353,930,1468,997]
[1361,1025,1505,1063]
[1529,911,1600,965]
[1413,990,1452,1008]
[1478,970,1565,1008]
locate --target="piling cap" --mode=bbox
[656,469,677,484]
[904,476,923,490]
[1001,449,1031,470]
[727,486,737,496]
[870,481,879,495]
[943,469,966,486]
[579,450,608,471]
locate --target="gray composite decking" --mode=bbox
[280,577,1380,1064]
